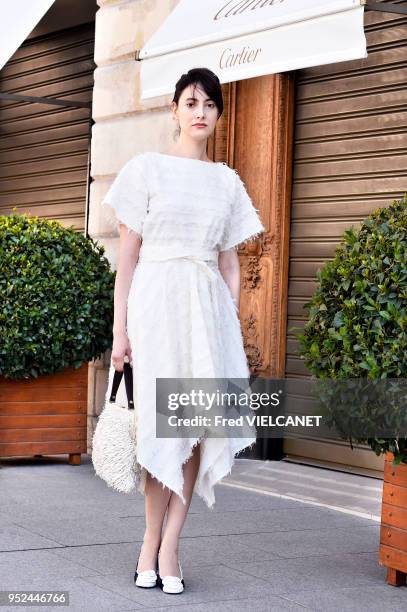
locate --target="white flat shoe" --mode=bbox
[134,553,158,588]
[157,554,185,594]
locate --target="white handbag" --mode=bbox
[91,359,141,493]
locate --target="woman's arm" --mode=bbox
[111,225,142,369]
[218,248,240,313]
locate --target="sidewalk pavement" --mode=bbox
[1,455,407,612]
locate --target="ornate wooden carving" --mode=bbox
[242,256,262,292]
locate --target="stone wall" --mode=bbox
[87,0,179,449]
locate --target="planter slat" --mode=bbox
[1,427,86,442]
[0,440,86,455]
[0,415,86,428]
[381,503,407,531]
[0,368,87,389]
[384,460,407,487]
[382,483,407,509]
[380,545,407,575]
[0,387,86,402]
[380,525,407,554]
[1,401,86,415]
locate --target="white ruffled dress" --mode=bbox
[102,151,265,509]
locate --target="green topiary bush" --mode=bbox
[0,213,115,380]
[296,193,407,464]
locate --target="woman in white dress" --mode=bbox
[102,68,265,594]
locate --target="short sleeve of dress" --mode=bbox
[101,154,149,239]
[219,170,265,251]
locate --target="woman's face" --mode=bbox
[172,83,219,141]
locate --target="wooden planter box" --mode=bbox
[0,363,88,465]
[379,451,407,586]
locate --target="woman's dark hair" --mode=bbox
[172,68,223,118]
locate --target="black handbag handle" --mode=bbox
[109,361,134,410]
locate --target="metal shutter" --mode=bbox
[284,1,407,473]
[0,23,94,232]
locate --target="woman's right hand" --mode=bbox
[111,331,133,371]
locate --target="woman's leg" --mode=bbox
[158,442,201,577]
[137,472,172,571]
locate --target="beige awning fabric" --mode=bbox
[139,0,367,100]
[0,0,56,72]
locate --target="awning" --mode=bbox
[0,0,55,72]
[139,0,368,100]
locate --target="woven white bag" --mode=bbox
[92,358,141,493]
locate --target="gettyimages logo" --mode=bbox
[156,377,322,439]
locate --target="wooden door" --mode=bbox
[209,74,295,378]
